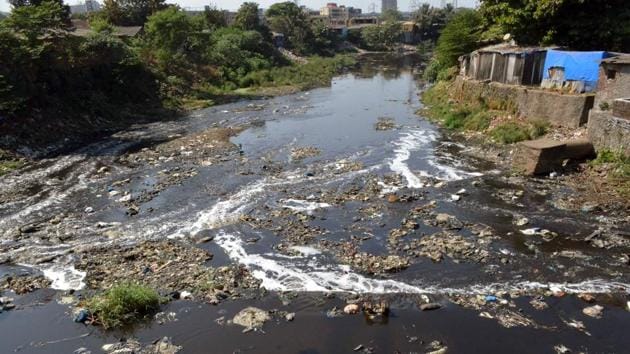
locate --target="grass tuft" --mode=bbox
[86,283,162,329]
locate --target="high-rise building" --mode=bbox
[381,0,397,12]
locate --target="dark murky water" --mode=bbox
[1,53,629,353]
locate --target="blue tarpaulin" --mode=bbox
[542,50,608,83]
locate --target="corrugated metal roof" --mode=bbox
[474,43,553,55]
[602,54,630,65]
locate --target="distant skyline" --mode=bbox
[1,0,478,16]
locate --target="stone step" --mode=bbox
[513,138,594,175]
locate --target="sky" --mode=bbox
[1,0,478,16]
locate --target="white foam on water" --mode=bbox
[288,245,322,257]
[215,231,630,295]
[215,231,423,293]
[36,259,86,291]
[281,199,331,213]
[389,130,435,188]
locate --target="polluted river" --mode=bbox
[1,54,629,353]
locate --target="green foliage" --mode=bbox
[203,5,227,28]
[413,3,453,42]
[266,2,314,55]
[90,17,114,34]
[490,122,531,144]
[360,22,402,51]
[240,55,356,90]
[463,111,492,131]
[381,9,402,22]
[2,0,70,44]
[86,283,162,329]
[102,0,167,26]
[479,0,630,51]
[234,2,261,31]
[143,7,195,66]
[424,9,482,82]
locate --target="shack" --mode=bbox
[541,50,610,93]
[460,44,548,86]
[594,54,630,109]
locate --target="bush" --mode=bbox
[86,283,162,329]
[463,111,492,131]
[490,122,531,144]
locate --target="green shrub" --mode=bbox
[528,119,549,139]
[591,150,630,178]
[490,122,531,144]
[86,283,162,329]
[464,111,492,131]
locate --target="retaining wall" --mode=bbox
[452,76,594,128]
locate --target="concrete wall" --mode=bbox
[452,76,594,128]
[588,110,630,155]
[594,64,630,110]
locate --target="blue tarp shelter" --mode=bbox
[542,50,609,92]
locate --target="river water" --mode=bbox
[1,54,629,353]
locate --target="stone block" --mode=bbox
[612,98,630,120]
[513,139,567,175]
[588,110,630,155]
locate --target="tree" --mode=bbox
[361,22,402,51]
[413,3,447,41]
[102,0,167,26]
[8,0,70,25]
[479,0,630,51]
[424,9,482,81]
[265,2,314,55]
[381,8,402,22]
[2,0,71,44]
[143,7,194,65]
[234,2,260,31]
[203,5,226,29]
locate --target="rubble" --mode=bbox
[75,241,261,303]
[374,117,396,131]
[290,147,321,161]
[232,307,271,330]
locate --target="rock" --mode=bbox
[514,217,529,226]
[577,293,596,303]
[97,166,109,174]
[387,194,399,203]
[580,202,600,213]
[554,344,571,354]
[285,312,295,321]
[420,303,441,311]
[343,303,360,314]
[232,307,271,330]
[435,213,463,230]
[582,305,604,318]
[19,224,39,233]
[117,194,132,203]
[73,309,90,323]
[152,337,181,354]
[434,182,445,188]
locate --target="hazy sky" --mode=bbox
[1,0,478,16]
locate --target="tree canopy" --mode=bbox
[479,0,630,51]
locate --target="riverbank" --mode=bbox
[419,78,630,212]
[1,54,629,353]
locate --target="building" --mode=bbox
[588,54,630,155]
[320,3,361,18]
[541,50,610,93]
[381,0,397,12]
[69,0,101,14]
[460,44,549,86]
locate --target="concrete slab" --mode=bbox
[513,138,594,175]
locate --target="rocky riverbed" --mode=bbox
[0,54,629,353]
